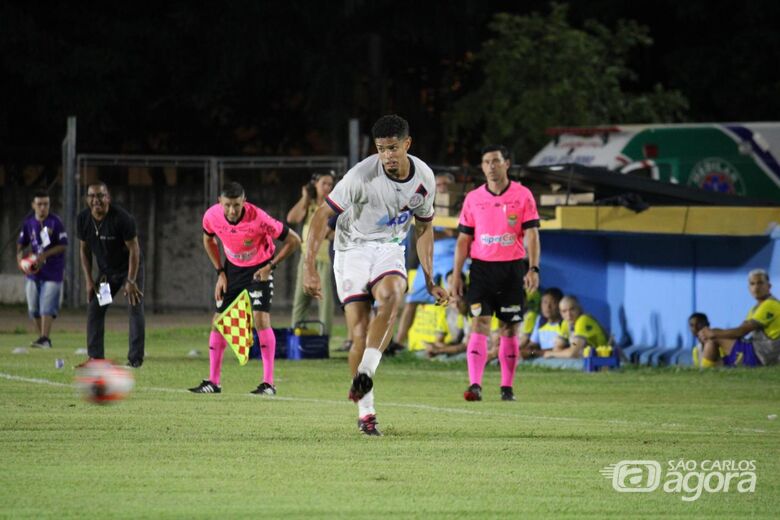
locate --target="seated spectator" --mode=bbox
[698,269,780,367]
[424,271,470,359]
[517,287,541,357]
[544,295,607,359]
[688,312,710,367]
[520,287,565,359]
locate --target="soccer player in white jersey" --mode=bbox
[303,115,448,436]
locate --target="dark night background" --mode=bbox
[1,0,779,169]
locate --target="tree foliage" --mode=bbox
[449,3,689,162]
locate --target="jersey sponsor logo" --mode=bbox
[408,193,424,209]
[224,247,256,261]
[378,210,412,227]
[500,305,522,313]
[479,233,516,247]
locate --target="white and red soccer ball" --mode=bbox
[18,254,40,275]
[74,359,135,404]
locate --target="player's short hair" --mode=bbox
[688,312,709,326]
[542,287,564,302]
[372,115,409,140]
[480,144,510,161]
[748,268,769,282]
[221,181,245,199]
[32,189,50,200]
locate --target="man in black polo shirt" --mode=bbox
[77,181,145,367]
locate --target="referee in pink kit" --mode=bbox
[449,145,541,402]
[189,182,300,395]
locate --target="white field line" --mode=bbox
[1,371,773,436]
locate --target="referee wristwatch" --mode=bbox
[215,267,225,275]
[529,266,540,274]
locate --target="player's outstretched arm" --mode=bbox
[303,203,335,299]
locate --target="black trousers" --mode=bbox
[86,267,145,364]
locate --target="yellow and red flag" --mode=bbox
[213,290,254,366]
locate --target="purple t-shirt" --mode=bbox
[17,213,68,282]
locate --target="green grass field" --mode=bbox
[2,324,780,518]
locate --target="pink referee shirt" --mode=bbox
[202,202,285,267]
[458,181,539,262]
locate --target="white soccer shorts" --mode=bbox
[333,243,407,304]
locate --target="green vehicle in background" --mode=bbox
[528,123,780,202]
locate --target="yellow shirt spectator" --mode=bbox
[747,297,780,340]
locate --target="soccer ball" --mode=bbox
[75,359,135,404]
[19,254,40,275]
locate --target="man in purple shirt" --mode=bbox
[16,190,68,348]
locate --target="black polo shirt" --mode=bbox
[77,205,139,276]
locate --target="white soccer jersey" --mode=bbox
[326,154,436,251]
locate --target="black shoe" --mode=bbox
[127,359,143,368]
[464,383,482,401]
[189,380,221,393]
[31,336,52,349]
[357,414,382,436]
[500,386,516,401]
[384,341,404,357]
[250,382,277,395]
[337,340,353,352]
[348,372,373,402]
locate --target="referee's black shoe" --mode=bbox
[500,386,516,401]
[189,380,221,393]
[464,383,482,401]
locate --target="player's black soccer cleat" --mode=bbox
[500,386,516,401]
[250,382,276,395]
[357,414,382,436]
[189,380,221,393]
[348,373,373,402]
[464,383,482,401]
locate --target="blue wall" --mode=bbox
[540,231,777,349]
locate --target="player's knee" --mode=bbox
[702,340,719,361]
[374,286,404,312]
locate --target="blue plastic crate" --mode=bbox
[582,346,621,372]
[287,321,330,360]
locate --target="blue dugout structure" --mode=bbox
[435,205,780,366]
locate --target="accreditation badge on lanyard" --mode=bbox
[40,227,51,248]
